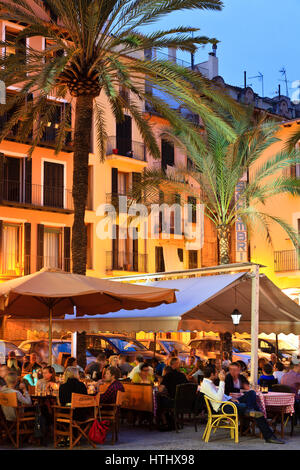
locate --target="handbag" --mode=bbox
[88,418,110,444]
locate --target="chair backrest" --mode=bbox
[0,391,18,408]
[116,391,125,407]
[272,384,294,393]
[121,383,153,412]
[71,393,98,408]
[174,383,198,412]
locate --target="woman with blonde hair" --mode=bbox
[59,367,88,418]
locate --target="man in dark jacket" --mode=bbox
[225,362,250,395]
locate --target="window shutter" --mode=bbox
[132,172,142,202]
[112,224,119,269]
[64,226,71,272]
[24,222,31,275]
[36,224,44,270]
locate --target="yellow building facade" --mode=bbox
[250,119,300,302]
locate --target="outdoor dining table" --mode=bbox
[230,390,295,438]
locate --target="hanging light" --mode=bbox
[231,309,242,326]
[231,287,242,329]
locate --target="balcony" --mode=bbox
[106,251,148,272]
[274,250,300,272]
[106,136,145,161]
[0,180,73,212]
[0,114,72,151]
[36,256,71,272]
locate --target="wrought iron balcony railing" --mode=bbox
[274,250,300,272]
[106,136,146,161]
[0,180,73,211]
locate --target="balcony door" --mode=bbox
[3,157,21,202]
[44,227,62,269]
[43,161,64,208]
[116,115,132,157]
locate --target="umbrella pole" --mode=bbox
[49,306,53,365]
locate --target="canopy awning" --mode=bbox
[9,272,300,336]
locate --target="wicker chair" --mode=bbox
[203,395,239,443]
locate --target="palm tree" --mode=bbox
[0,0,241,274]
[131,110,300,264]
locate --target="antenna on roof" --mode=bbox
[279,68,290,97]
[249,72,264,97]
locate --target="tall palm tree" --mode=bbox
[131,110,300,264]
[0,0,240,274]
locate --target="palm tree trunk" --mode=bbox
[72,94,93,275]
[217,224,231,265]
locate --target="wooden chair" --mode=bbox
[98,390,125,445]
[202,395,239,443]
[0,392,35,448]
[173,383,198,432]
[53,393,99,449]
[121,383,154,428]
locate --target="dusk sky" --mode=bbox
[149,0,299,100]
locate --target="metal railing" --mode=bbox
[106,136,145,161]
[36,256,71,272]
[0,180,73,210]
[274,250,300,272]
[106,251,148,272]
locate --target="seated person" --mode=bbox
[1,372,32,422]
[132,363,154,384]
[23,364,42,388]
[281,358,300,394]
[128,355,145,380]
[59,366,89,421]
[36,366,57,394]
[258,363,278,390]
[200,365,284,444]
[273,362,286,384]
[98,366,124,404]
[187,359,205,384]
[221,352,231,371]
[225,362,250,395]
[0,365,9,388]
[85,353,107,381]
[118,355,133,377]
[22,353,42,373]
[152,357,165,377]
[156,358,188,430]
[6,351,21,376]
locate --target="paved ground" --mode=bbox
[1,421,299,451]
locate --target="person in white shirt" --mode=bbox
[273,362,286,384]
[1,372,32,422]
[200,364,284,444]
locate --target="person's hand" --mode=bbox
[218,370,226,382]
[19,382,26,392]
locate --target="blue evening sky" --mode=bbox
[148,0,299,99]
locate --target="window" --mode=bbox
[161,139,174,170]
[188,250,198,269]
[43,227,62,268]
[43,161,64,208]
[187,196,197,223]
[5,28,26,64]
[1,223,21,275]
[116,115,132,157]
[178,248,184,262]
[155,246,165,272]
